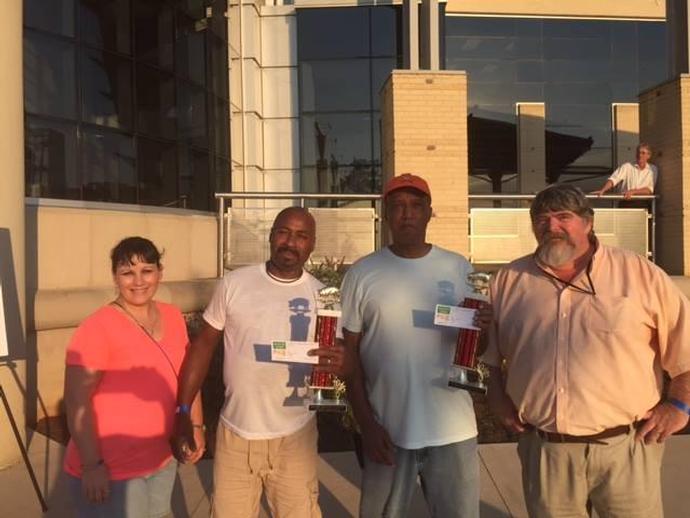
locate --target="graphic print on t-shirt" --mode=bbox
[284,296,314,406]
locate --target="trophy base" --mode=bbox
[448,365,487,394]
[305,387,347,413]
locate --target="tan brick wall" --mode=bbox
[639,76,690,275]
[380,70,469,255]
[445,0,664,20]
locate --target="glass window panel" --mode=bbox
[214,98,230,158]
[446,36,517,60]
[301,113,372,170]
[543,37,610,60]
[25,117,79,199]
[545,83,612,106]
[516,60,543,83]
[178,82,208,148]
[179,146,210,210]
[134,0,174,69]
[136,64,176,139]
[297,8,369,60]
[371,6,400,57]
[81,48,133,129]
[138,138,178,207]
[542,20,609,38]
[446,16,516,38]
[447,59,515,83]
[176,12,206,85]
[215,157,231,196]
[24,34,76,119]
[209,0,229,41]
[79,0,131,54]
[372,58,395,110]
[25,0,75,37]
[81,128,136,203]
[300,60,371,112]
[209,35,229,98]
[639,22,667,91]
[468,112,518,189]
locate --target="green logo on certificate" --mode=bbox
[437,305,451,315]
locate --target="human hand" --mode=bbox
[473,303,493,332]
[623,190,635,199]
[184,424,206,464]
[82,462,110,504]
[487,390,525,433]
[170,412,197,463]
[308,339,347,378]
[590,189,604,197]
[636,402,689,444]
[360,419,396,465]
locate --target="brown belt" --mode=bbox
[529,424,635,444]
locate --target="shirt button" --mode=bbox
[562,312,567,318]
[558,388,565,394]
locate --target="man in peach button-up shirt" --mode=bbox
[484,184,690,518]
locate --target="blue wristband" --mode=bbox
[176,404,191,415]
[667,398,690,416]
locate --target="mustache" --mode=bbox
[541,231,572,243]
[276,246,299,256]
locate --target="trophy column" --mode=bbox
[448,273,490,393]
[305,288,347,412]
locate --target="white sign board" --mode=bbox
[0,282,8,357]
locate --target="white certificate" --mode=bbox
[271,340,319,364]
[434,304,479,331]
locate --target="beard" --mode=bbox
[536,233,577,268]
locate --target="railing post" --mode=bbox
[217,196,225,277]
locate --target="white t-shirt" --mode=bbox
[203,264,324,439]
[608,162,657,192]
[341,246,478,449]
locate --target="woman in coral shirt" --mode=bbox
[63,237,204,517]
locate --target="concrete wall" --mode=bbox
[381,70,469,255]
[24,202,218,421]
[0,0,26,468]
[517,103,546,194]
[612,103,640,167]
[639,76,690,275]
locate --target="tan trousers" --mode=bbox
[517,429,664,518]
[212,418,321,518]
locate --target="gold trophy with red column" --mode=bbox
[305,287,347,412]
[448,272,491,393]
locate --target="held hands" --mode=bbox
[473,303,493,332]
[636,402,690,444]
[171,412,205,464]
[82,462,110,504]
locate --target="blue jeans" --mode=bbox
[68,458,177,518]
[359,437,479,518]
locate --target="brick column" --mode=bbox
[516,102,546,194]
[612,103,639,167]
[380,70,469,255]
[639,75,690,274]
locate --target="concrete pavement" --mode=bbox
[1,431,689,517]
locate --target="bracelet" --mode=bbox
[81,459,105,471]
[176,404,191,415]
[192,424,206,431]
[668,398,690,416]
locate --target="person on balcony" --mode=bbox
[485,184,690,518]
[63,237,204,517]
[339,174,492,518]
[171,207,344,518]
[592,143,657,199]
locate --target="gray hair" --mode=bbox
[637,142,652,154]
[530,184,594,222]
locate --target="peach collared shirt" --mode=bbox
[484,243,690,435]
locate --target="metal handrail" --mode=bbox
[214,192,658,276]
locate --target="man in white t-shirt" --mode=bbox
[172,207,344,518]
[592,143,658,199]
[339,174,491,518]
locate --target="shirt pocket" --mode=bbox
[586,295,637,334]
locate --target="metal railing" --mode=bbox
[214,192,657,276]
[215,193,383,276]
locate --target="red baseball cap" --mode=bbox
[383,173,431,198]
